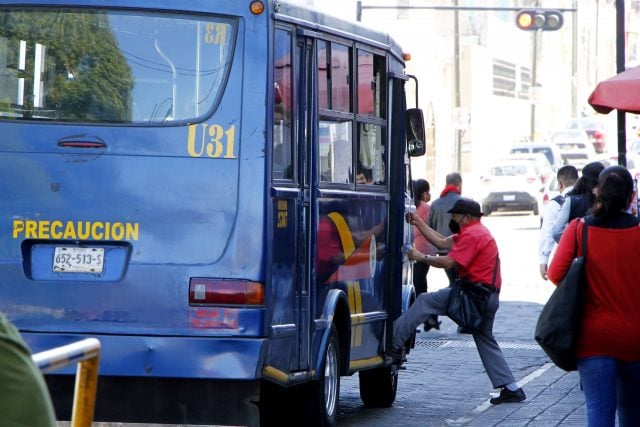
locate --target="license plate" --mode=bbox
[503,194,516,201]
[53,247,104,273]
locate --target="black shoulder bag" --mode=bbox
[446,258,499,333]
[535,218,588,371]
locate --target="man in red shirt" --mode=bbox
[393,198,526,404]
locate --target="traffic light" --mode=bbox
[515,9,564,31]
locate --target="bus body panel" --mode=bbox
[0,0,416,423]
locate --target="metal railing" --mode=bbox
[32,338,101,427]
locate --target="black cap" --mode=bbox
[447,198,483,217]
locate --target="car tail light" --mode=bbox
[526,176,537,184]
[593,131,604,142]
[189,278,264,306]
[543,193,549,203]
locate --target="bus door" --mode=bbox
[270,28,314,374]
[295,34,316,372]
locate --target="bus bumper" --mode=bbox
[23,332,268,379]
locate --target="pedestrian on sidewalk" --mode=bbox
[550,161,604,242]
[427,172,462,285]
[538,165,578,280]
[412,179,439,332]
[394,198,526,404]
[428,172,466,333]
[548,165,640,426]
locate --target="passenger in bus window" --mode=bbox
[356,161,373,184]
[0,313,56,427]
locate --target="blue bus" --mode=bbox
[0,1,425,425]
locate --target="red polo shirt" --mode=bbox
[448,220,501,288]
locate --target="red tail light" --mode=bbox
[189,278,264,306]
[593,131,604,141]
[543,193,549,203]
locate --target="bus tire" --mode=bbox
[358,365,398,407]
[298,325,340,427]
[259,380,291,427]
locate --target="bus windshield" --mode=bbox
[0,8,237,123]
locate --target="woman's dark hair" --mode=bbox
[413,179,430,206]
[569,161,605,205]
[591,165,633,218]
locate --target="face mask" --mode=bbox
[449,218,460,234]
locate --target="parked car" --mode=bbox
[549,129,591,146]
[539,174,561,225]
[555,138,596,170]
[628,139,640,154]
[503,152,553,184]
[593,152,640,178]
[480,159,543,216]
[510,142,563,171]
[565,117,607,153]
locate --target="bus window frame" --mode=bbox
[272,26,297,185]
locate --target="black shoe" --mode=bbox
[457,326,473,334]
[490,387,526,405]
[424,315,441,332]
[389,346,405,365]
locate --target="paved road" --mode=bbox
[338,212,588,426]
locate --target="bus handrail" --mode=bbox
[32,338,101,427]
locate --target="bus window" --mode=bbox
[273,29,293,180]
[319,120,352,183]
[317,40,329,110]
[331,43,351,112]
[358,123,385,185]
[357,50,385,118]
[317,41,351,112]
[0,8,236,123]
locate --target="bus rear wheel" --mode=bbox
[298,325,340,426]
[358,365,398,407]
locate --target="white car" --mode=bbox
[480,160,544,216]
[503,152,553,185]
[551,130,596,169]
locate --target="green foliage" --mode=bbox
[0,9,134,121]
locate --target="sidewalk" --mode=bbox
[339,297,587,426]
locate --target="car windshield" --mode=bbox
[0,8,237,123]
[557,142,588,150]
[490,165,528,176]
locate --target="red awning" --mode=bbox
[588,65,640,114]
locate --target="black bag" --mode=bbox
[446,278,493,332]
[534,219,588,371]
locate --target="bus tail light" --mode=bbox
[189,278,264,306]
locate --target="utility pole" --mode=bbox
[571,0,577,118]
[454,0,462,171]
[616,0,626,167]
[529,0,540,142]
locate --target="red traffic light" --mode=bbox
[515,9,564,31]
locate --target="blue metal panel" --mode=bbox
[24,332,268,379]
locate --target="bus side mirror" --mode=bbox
[406,108,426,157]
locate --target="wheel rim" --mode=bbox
[324,342,338,416]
